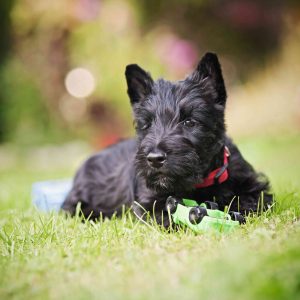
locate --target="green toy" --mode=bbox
[165,196,245,233]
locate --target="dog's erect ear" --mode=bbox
[191,52,227,106]
[125,64,154,105]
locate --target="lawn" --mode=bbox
[0,133,300,300]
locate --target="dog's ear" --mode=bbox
[191,52,227,106]
[125,64,154,105]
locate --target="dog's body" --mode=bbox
[62,53,272,225]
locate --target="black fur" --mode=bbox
[62,52,272,226]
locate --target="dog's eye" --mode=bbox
[141,123,150,130]
[137,121,151,131]
[134,120,151,131]
[183,119,196,127]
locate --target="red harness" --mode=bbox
[195,146,230,189]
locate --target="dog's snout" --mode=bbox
[147,151,167,168]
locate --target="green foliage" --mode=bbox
[0,0,300,144]
[0,0,14,63]
[0,59,71,145]
[0,60,47,142]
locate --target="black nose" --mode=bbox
[147,151,167,168]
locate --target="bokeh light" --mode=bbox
[64,67,96,99]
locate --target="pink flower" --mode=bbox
[74,0,101,21]
[156,34,198,76]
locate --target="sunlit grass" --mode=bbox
[0,134,300,300]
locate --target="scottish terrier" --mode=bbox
[62,52,272,226]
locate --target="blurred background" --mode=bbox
[0,0,300,204]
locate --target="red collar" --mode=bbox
[195,146,230,189]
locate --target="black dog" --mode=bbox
[62,53,272,226]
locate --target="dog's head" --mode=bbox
[125,53,227,193]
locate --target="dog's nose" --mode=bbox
[147,151,166,168]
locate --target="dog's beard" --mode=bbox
[144,169,202,193]
[146,172,176,191]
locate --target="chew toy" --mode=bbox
[165,196,245,233]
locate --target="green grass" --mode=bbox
[0,134,300,300]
